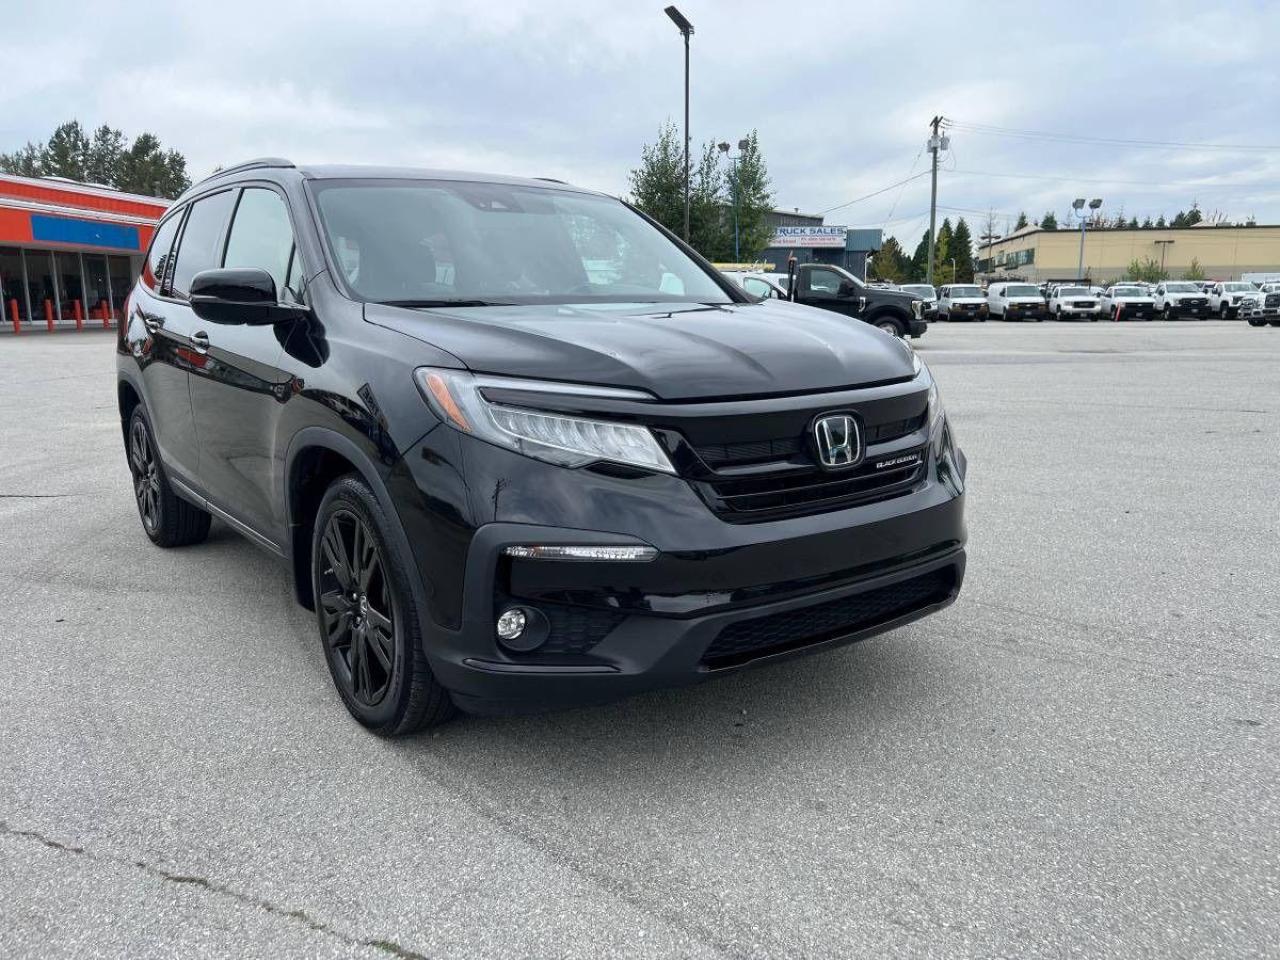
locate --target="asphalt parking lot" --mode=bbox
[1,321,1277,959]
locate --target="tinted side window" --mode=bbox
[170,190,236,299]
[141,214,182,293]
[223,188,296,301]
[803,267,846,299]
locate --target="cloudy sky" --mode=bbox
[5,0,1279,247]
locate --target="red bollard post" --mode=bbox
[73,299,83,330]
[8,298,19,334]
[44,298,54,331]
[100,300,110,328]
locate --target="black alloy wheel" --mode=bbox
[311,475,454,734]
[317,508,396,708]
[129,417,161,535]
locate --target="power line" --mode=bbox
[951,166,1278,190]
[945,119,1280,152]
[819,170,931,215]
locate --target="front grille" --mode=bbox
[1071,301,1094,308]
[701,567,955,669]
[694,413,924,467]
[695,448,926,522]
[1266,294,1279,308]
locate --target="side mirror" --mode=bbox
[190,268,306,325]
[837,279,856,298]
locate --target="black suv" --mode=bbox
[117,159,967,735]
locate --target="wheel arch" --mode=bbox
[284,428,423,614]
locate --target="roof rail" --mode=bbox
[198,157,295,185]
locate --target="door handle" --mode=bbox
[189,331,210,354]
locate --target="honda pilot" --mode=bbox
[117,159,968,735]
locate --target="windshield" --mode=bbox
[1165,282,1199,292]
[949,286,982,298]
[1224,282,1256,291]
[311,178,733,306]
[1111,286,1143,296]
[1004,285,1039,296]
[1058,287,1089,296]
[900,285,936,297]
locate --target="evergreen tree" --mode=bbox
[1156,215,1167,228]
[1014,211,1028,231]
[1171,211,1188,228]
[934,218,953,280]
[1185,204,1203,226]
[725,130,775,262]
[1141,217,1154,229]
[1128,217,1139,229]
[950,218,975,282]
[1040,211,1058,230]
[688,141,729,260]
[0,120,190,198]
[869,236,911,283]
[909,229,932,282]
[629,121,686,238]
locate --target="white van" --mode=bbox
[987,282,1046,321]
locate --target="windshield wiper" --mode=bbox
[377,299,514,308]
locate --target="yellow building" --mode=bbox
[976,224,1280,283]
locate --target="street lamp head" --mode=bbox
[664,5,693,35]
[1072,198,1086,211]
[1088,198,1103,210]
[737,138,750,152]
[717,142,730,153]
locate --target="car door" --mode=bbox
[128,207,208,481]
[792,264,861,318]
[186,185,302,545]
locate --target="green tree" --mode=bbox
[1171,211,1187,228]
[688,141,729,260]
[869,236,911,283]
[1014,211,1028,230]
[909,229,931,282]
[1127,257,1167,283]
[0,120,190,198]
[950,218,974,282]
[1141,217,1153,229]
[1185,204,1203,226]
[629,121,688,238]
[1182,257,1205,281]
[43,120,90,180]
[724,130,774,261]
[934,218,953,280]
[1040,211,1058,230]
[1128,217,1139,229]
[1156,215,1167,228]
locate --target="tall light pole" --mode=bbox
[718,137,750,261]
[665,6,694,242]
[1075,197,1102,280]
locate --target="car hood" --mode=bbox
[364,300,914,401]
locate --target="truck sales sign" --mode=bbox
[768,225,848,248]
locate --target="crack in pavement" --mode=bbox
[0,820,431,960]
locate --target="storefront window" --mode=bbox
[26,250,57,327]
[54,251,86,325]
[84,255,111,324]
[0,247,29,327]
[107,256,135,321]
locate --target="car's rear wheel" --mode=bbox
[126,407,210,548]
[1248,317,1267,327]
[312,474,454,735]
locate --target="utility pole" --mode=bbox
[926,116,946,286]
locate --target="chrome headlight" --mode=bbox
[913,355,943,428]
[414,368,675,474]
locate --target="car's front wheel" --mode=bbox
[872,315,905,337]
[126,406,210,548]
[312,475,454,736]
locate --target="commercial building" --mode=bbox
[755,209,883,277]
[0,174,167,332]
[977,223,1280,284]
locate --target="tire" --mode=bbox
[1248,317,1266,327]
[873,316,905,337]
[1163,304,1172,320]
[1269,320,1280,328]
[1219,303,1228,318]
[126,406,211,548]
[311,474,454,736]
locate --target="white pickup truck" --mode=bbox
[1207,281,1259,318]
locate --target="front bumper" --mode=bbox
[400,424,968,715]
[947,305,987,320]
[1165,301,1208,316]
[908,317,929,337]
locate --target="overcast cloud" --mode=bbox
[4,0,1279,246]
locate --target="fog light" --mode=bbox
[496,608,527,641]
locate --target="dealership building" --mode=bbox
[0,174,167,332]
[977,223,1280,284]
[755,209,883,277]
